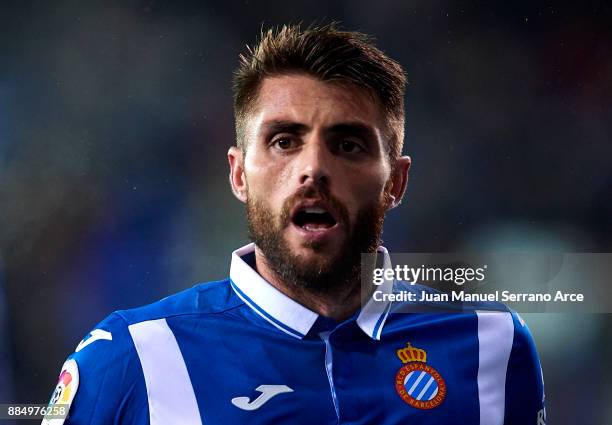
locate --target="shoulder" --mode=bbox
[117,278,239,325]
[504,312,546,419]
[71,279,238,368]
[507,311,541,365]
[47,311,145,424]
[386,281,539,358]
[46,279,239,424]
[384,282,533,347]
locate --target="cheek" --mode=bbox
[343,170,390,206]
[245,156,292,206]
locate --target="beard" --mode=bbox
[246,184,388,296]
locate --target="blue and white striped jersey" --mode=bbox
[44,243,546,425]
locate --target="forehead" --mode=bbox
[247,74,385,132]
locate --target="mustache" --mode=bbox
[279,185,350,229]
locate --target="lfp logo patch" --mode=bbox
[42,359,79,425]
[394,342,446,409]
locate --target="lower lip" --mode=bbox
[289,222,342,243]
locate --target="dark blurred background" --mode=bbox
[0,0,610,423]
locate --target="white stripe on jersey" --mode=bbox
[476,311,514,425]
[129,319,202,425]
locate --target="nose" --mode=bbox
[297,137,331,187]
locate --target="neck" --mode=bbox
[253,248,362,322]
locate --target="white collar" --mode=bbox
[229,243,394,340]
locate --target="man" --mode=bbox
[44,24,546,424]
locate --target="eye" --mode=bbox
[338,139,364,154]
[271,137,298,150]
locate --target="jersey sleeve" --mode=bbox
[504,312,547,425]
[42,312,149,425]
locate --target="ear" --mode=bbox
[385,155,411,210]
[228,146,247,203]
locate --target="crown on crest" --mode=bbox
[396,342,427,364]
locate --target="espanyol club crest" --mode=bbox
[394,342,446,409]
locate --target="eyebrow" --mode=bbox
[324,122,378,142]
[261,120,310,135]
[260,120,378,141]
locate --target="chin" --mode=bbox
[291,237,340,255]
[293,243,340,267]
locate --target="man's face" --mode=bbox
[229,74,409,291]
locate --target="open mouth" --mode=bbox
[291,204,338,231]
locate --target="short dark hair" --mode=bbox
[232,23,407,160]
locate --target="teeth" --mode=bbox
[303,207,326,214]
